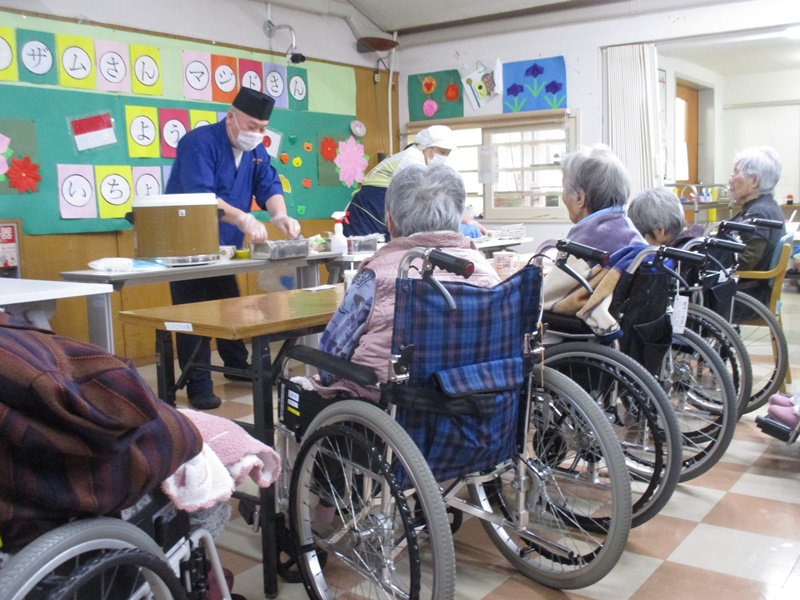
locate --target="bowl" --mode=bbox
[234,249,250,259]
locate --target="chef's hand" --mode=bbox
[236,212,268,243]
[272,214,301,238]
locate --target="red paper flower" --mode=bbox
[320,136,337,162]
[279,152,290,164]
[7,156,41,193]
[302,177,312,188]
[445,83,459,101]
[422,76,437,95]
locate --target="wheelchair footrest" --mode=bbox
[755,415,794,443]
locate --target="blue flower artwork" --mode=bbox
[503,56,567,113]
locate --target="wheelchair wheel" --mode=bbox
[731,291,789,413]
[661,329,738,482]
[468,367,631,590]
[544,342,682,528]
[45,548,184,600]
[289,400,455,600]
[0,518,170,600]
[686,303,753,419]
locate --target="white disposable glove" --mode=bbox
[235,212,268,243]
[272,214,302,238]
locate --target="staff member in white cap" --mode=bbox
[166,87,301,410]
[343,125,484,238]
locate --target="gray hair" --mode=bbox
[560,144,631,212]
[733,146,781,195]
[385,163,464,238]
[628,187,686,243]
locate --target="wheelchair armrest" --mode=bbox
[285,345,379,387]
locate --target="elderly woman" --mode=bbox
[314,163,499,401]
[628,186,694,246]
[559,144,644,255]
[728,146,785,268]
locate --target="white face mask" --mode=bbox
[232,113,264,151]
[427,152,448,166]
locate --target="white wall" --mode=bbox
[396,0,800,179]
[0,0,376,69]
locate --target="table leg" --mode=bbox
[252,335,279,599]
[155,330,177,406]
[296,262,320,289]
[86,292,114,353]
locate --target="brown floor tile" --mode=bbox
[216,546,262,577]
[626,514,698,559]
[484,573,591,600]
[452,516,516,573]
[751,442,800,472]
[734,417,775,444]
[687,460,749,491]
[702,492,800,538]
[630,561,771,600]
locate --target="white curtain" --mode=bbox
[603,44,662,196]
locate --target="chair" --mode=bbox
[736,230,794,392]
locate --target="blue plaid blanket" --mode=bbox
[386,265,542,482]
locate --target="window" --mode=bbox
[410,111,577,220]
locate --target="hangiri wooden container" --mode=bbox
[131,193,220,266]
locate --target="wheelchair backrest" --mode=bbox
[387,265,542,483]
[391,264,542,382]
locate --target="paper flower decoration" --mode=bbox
[302,178,312,188]
[333,136,368,189]
[0,134,9,178]
[7,156,41,193]
[444,84,459,102]
[505,83,527,113]
[280,152,290,164]
[292,157,302,167]
[544,80,565,108]
[303,141,313,152]
[423,99,439,117]
[320,136,337,162]
[525,63,546,98]
[422,76,437,95]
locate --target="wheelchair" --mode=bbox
[679,219,791,415]
[0,491,232,600]
[537,240,737,486]
[272,247,632,596]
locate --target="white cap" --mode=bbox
[415,125,456,151]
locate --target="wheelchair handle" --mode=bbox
[750,217,784,229]
[427,248,475,279]
[718,220,756,234]
[704,237,746,253]
[556,239,609,265]
[661,246,706,266]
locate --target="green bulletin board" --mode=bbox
[0,11,359,235]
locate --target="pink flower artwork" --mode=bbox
[0,133,10,177]
[333,136,368,189]
[423,99,439,117]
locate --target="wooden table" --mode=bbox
[118,285,343,599]
[0,279,115,351]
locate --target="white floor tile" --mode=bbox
[658,483,726,522]
[716,438,770,466]
[573,551,662,600]
[731,467,800,504]
[668,523,800,585]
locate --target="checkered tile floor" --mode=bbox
[137,282,800,600]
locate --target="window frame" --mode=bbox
[408,109,578,221]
